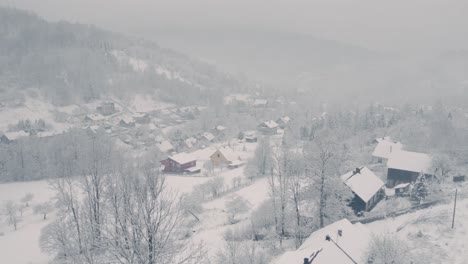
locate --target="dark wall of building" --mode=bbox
[387,168,419,187]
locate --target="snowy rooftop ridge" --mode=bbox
[340,166,385,203]
[274,219,370,264]
[262,120,279,128]
[387,150,432,173]
[168,152,196,165]
[372,138,403,159]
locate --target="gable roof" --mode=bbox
[372,139,403,159]
[260,120,279,129]
[169,152,196,165]
[387,150,432,173]
[253,99,268,106]
[341,166,385,203]
[184,137,197,148]
[277,116,291,124]
[212,147,239,162]
[203,132,215,141]
[274,219,370,264]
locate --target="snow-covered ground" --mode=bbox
[0,139,262,264]
[366,197,468,264]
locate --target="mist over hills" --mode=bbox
[0,7,246,106]
[151,28,468,106]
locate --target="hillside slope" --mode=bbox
[0,7,245,106]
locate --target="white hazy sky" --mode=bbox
[2,0,468,53]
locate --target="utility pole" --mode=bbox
[452,188,458,229]
[325,234,358,264]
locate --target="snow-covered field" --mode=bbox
[366,196,468,264]
[0,139,265,264]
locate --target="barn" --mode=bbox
[161,152,200,174]
[341,166,385,212]
[386,150,432,187]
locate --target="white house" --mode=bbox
[372,137,403,163]
[386,150,432,187]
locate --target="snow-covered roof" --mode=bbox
[213,147,239,162]
[341,166,385,203]
[387,150,432,173]
[157,140,174,153]
[372,139,403,159]
[374,136,391,143]
[253,99,268,106]
[261,120,279,129]
[185,137,197,148]
[274,219,370,264]
[3,131,29,141]
[85,114,104,121]
[203,132,215,141]
[215,125,227,131]
[244,130,256,137]
[169,152,196,165]
[277,116,291,124]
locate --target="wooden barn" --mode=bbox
[161,152,200,174]
[386,150,432,187]
[341,166,385,212]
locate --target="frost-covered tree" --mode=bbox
[225,194,251,224]
[33,201,54,220]
[20,192,34,207]
[3,200,22,231]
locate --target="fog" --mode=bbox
[3,0,468,53]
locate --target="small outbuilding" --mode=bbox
[210,147,241,167]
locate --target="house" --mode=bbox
[2,131,29,142]
[202,132,215,142]
[212,125,227,136]
[97,102,116,116]
[371,138,403,163]
[386,150,432,187]
[119,116,135,128]
[257,120,279,135]
[157,140,175,153]
[133,113,151,124]
[274,219,370,264]
[244,130,258,142]
[210,147,241,167]
[84,114,105,123]
[0,133,11,144]
[184,137,198,149]
[276,116,291,128]
[341,166,385,212]
[161,152,200,174]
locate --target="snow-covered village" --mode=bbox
[1,2,468,264]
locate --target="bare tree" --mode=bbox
[3,200,22,230]
[20,192,34,207]
[33,201,54,220]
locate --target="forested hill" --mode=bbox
[0,7,244,106]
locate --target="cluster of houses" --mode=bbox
[257,116,291,135]
[160,146,245,174]
[275,137,437,264]
[339,136,434,213]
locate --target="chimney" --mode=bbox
[354,167,361,174]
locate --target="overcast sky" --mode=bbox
[2,0,468,53]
